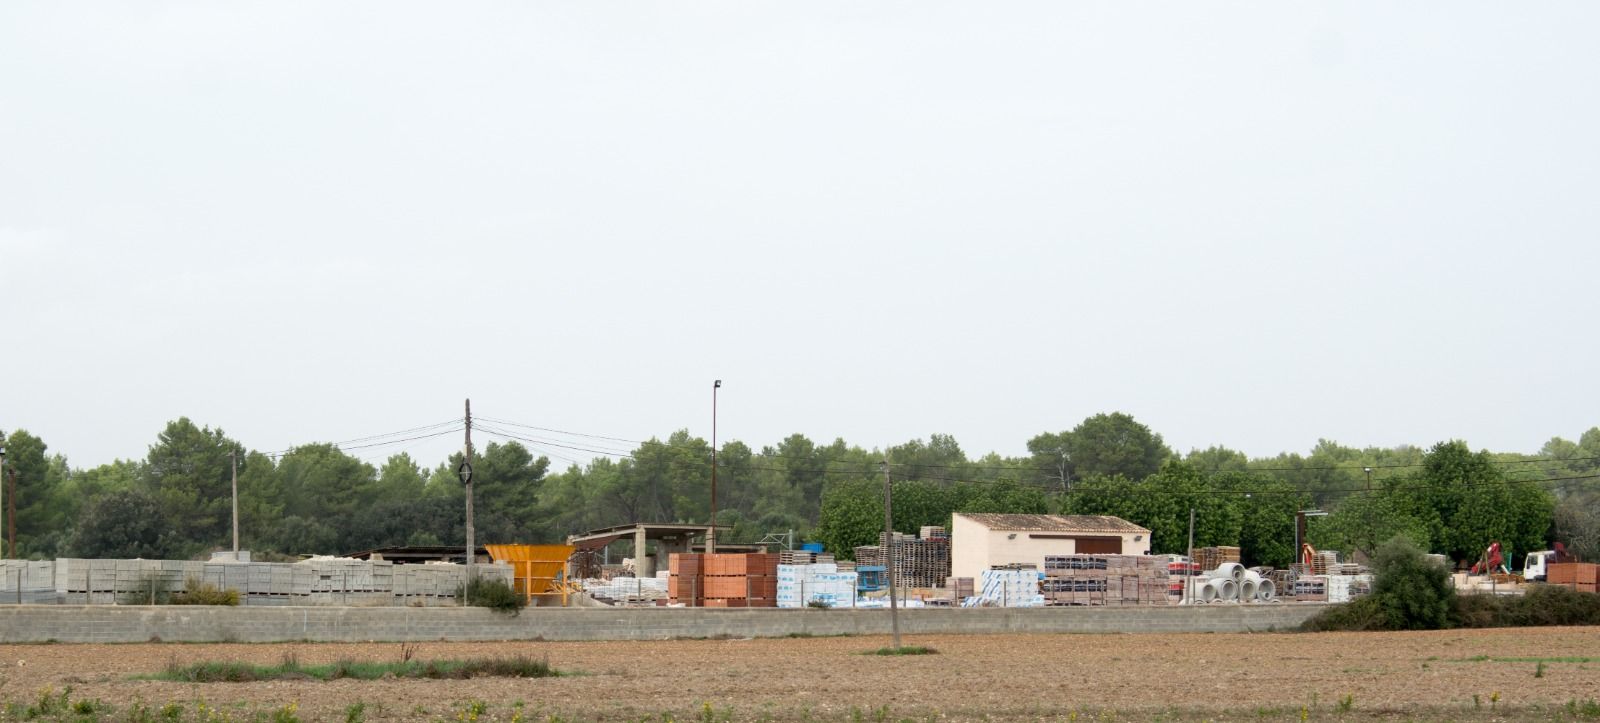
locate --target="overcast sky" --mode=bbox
[3,3,1598,471]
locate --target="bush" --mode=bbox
[1451,585,1600,628]
[171,577,240,606]
[1303,536,1452,631]
[1369,536,1455,630]
[458,576,525,614]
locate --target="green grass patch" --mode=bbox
[865,645,937,656]
[150,654,559,682]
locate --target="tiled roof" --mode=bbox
[954,513,1149,534]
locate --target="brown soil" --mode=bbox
[2,627,1599,721]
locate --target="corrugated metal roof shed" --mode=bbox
[954,513,1149,534]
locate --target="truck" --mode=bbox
[1522,542,1576,582]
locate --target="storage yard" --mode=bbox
[2,628,1598,721]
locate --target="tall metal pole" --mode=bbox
[709,380,720,554]
[230,449,239,554]
[465,398,475,581]
[1185,507,1196,605]
[883,450,900,649]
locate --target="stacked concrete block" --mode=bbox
[0,560,60,603]
[1041,555,1170,607]
[974,568,1044,607]
[776,563,857,608]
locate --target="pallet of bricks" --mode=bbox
[667,553,705,606]
[703,553,777,608]
[1547,562,1599,593]
[1041,555,1169,606]
[669,553,778,607]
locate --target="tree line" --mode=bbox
[1,413,1595,567]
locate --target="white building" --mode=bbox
[950,513,1152,581]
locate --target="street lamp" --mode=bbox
[709,380,721,554]
[1363,467,1374,491]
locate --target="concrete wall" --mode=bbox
[0,603,1329,643]
[951,515,1151,581]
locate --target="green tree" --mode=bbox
[276,443,378,521]
[143,418,243,556]
[66,489,174,559]
[1039,413,1172,485]
[0,429,69,557]
[815,477,882,559]
[1369,535,1455,630]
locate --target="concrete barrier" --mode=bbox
[0,603,1330,643]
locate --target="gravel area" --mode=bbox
[1,627,1598,720]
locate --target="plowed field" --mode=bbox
[2,627,1598,721]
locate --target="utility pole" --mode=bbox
[883,449,900,649]
[1185,507,1196,605]
[709,380,720,554]
[1364,466,1373,492]
[464,398,475,582]
[0,441,6,560]
[230,449,239,554]
[7,468,15,561]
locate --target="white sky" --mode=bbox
[3,3,1598,470]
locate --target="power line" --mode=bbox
[261,418,464,459]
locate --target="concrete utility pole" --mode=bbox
[8,468,15,561]
[230,449,239,554]
[709,380,721,554]
[0,441,6,560]
[1185,507,1196,605]
[464,398,475,582]
[883,450,900,649]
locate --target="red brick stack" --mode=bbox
[700,553,779,607]
[668,553,704,606]
[1548,562,1599,593]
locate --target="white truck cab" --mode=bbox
[1525,550,1555,582]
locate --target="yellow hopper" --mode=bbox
[485,544,576,604]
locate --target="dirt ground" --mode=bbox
[1,627,1598,721]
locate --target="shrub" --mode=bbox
[170,577,240,606]
[1451,585,1600,628]
[1303,535,1452,631]
[1368,536,1454,630]
[458,576,526,614]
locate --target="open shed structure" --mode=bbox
[567,522,735,578]
[951,513,1152,580]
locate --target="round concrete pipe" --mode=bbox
[1241,570,1264,602]
[1189,578,1218,603]
[1257,579,1277,602]
[1211,577,1238,601]
[1213,562,1245,583]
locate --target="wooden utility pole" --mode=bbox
[230,449,239,554]
[883,450,900,649]
[464,399,476,582]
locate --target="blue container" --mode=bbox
[801,542,824,553]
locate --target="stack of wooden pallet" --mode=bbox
[1192,546,1242,571]
[946,576,975,599]
[1041,555,1170,607]
[1310,551,1339,575]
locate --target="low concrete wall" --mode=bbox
[0,604,1329,643]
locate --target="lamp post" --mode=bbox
[1363,466,1374,492]
[709,379,721,554]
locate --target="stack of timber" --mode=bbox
[853,531,951,589]
[1192,546,1241,571]
[1041,555,1170,607]
[1548,562,1599,593]
[778,549,838,566]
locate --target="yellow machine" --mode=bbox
[485,543,576,605]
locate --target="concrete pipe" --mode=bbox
[1211,577,1238,601]
[1212,563,1245,584]
[1188,578,1219,603]
[1257,579,1277,602]
[1239,577,1258,601]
